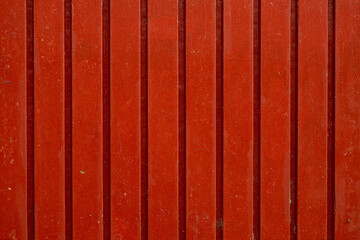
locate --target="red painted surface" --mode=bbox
[186,0,217,239]
[0,1,27,239]
[223,0,253,239]
[260,0,291,239]
[1,1,360,240]
[298,0,328,239]
[110,0,141,239]
[72,0,103,238]
[335,1,360,238]
[34,0,65,239]
[148,0,179,239]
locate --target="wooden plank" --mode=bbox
[223,0,253,238]
[186,0,216,238]
[148,0,179,239]
[34,1,65,239]
[297,0,328,239]
[110,0,141,239]
[335,1,360,238]
[260,0,291,239]
[72,0,103,238]
[0,0,27,239]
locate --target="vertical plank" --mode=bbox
[34,0,65,239]
[297,0,328,239]
[0,0,27,239]
[260,0,291,239]
[72,0,103,238]
[110,0,141,239]
[186,0,216,238]
[335,1,360,238]
[223,0,253,238]
[148,0,179,239]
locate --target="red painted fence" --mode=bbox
[1,0,360,239]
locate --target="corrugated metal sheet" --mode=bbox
[1,0,359,239]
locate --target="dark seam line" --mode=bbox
[290,0,299,239]
[216,0,224,239]
[65,0,73,239]
[178,0,186,238]
[102,0,111,238]
[327,0,336,239]
[26,0,35,238]
[253,0,261,239]
[141,0,149,238]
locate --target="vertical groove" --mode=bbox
[290,0,298,239]
[65,0,73,239]
[178,0,186,238]
[102,0,111,238]
[141,0,148,238]
[26,0,35,238]
[216,0,224,239]
[253,0,261,239]
[327,0,335,238]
